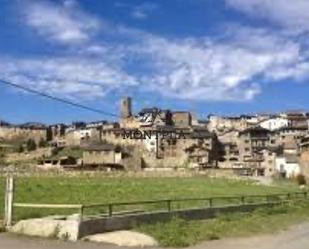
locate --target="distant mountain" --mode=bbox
[0,119,11,126]
[19,122,46,129]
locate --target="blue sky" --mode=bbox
[1,0,309,124]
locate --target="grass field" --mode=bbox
[136,200,309,247]
[0,175,300,221]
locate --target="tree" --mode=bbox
[60,125,66,137]
[38,138,47,148]
[296,174,307,186]
[46,127,53,142]
[26,139,37,151]
[17,144,24,153]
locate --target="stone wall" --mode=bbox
[0,126,46,143]
[83,151,116,165]
[300,151,309,178]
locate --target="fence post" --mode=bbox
[240,196,245,205]
[79,205,84,222]
[209,198,213,208]
[167,200,171,212]
[108,204,113,217]
[4,174,14,228]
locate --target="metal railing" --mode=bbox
[79,191,308,219]
[6,191,308,226]
[11,192,308,221]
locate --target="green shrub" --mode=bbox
[17,144,24,153]
[26,139,37,151]
[38,138,47,148]
[296,174,306,185]
[137,217,197,247]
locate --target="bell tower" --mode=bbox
[120,97,132,119]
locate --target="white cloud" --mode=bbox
[226,0,309,32]
[0,57,138,100]
[131,3,159,20]
[11,0,309,102]
[130,27,306,101]
[23,0,100,44]
[131,10,147,20]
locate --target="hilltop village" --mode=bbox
[1,97,309,179]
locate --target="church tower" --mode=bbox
[120,97,132,119]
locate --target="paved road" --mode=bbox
[194,222,309,249]
[1,222,309,249]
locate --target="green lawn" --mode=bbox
[136,200,309,247]
[0,175,300,221]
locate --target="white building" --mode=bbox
[275,155,300,178]
[143,134,158,153]
[86,121,107,128]
[259,117,289,131]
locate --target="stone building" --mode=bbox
[282,112,308,129]
[274,127,307,148]
[65,128,101,146]
[218,142,241,168]
[238,127,273,162]
[99,124,219,170]
[259,148,277,177]
[300,134,309,152]
[172,112,192,127]
[300,151,309,179]
[82,144,122,167]
[297,135,309,178]
[101,128,143,147]
[207,115,248,133]
[236,127,279,176]
[141,127,218,169]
